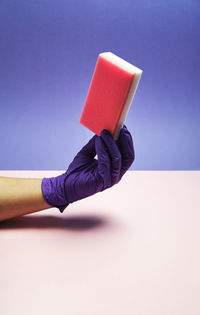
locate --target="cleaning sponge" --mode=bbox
[80,52,143,140]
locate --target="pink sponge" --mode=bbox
[80,52,142,140]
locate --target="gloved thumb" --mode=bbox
[73,134,97,165]
[95,135,112,189]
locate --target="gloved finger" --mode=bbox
[100,129,122,185]
[95,136,112,189]
[116,125,135,178]
[74,134,97,165]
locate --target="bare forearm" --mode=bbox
[0,177,51,221]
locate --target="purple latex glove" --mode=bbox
[41,125,135,213]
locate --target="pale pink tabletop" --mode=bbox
[0,171,200,315]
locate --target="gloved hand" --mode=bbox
[41,125,135,213]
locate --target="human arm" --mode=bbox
[0,177,51,222]
[0,125,135,221]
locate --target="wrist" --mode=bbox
[41,175,69,213]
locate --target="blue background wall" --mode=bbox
[0,0,199,170]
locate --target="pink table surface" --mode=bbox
[0,170,200,315]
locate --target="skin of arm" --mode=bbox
[0,177,52,222]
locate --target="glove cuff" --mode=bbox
[41,175,69,213]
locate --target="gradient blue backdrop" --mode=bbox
[0,0,199,170]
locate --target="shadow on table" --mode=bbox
[0,213,112,231]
